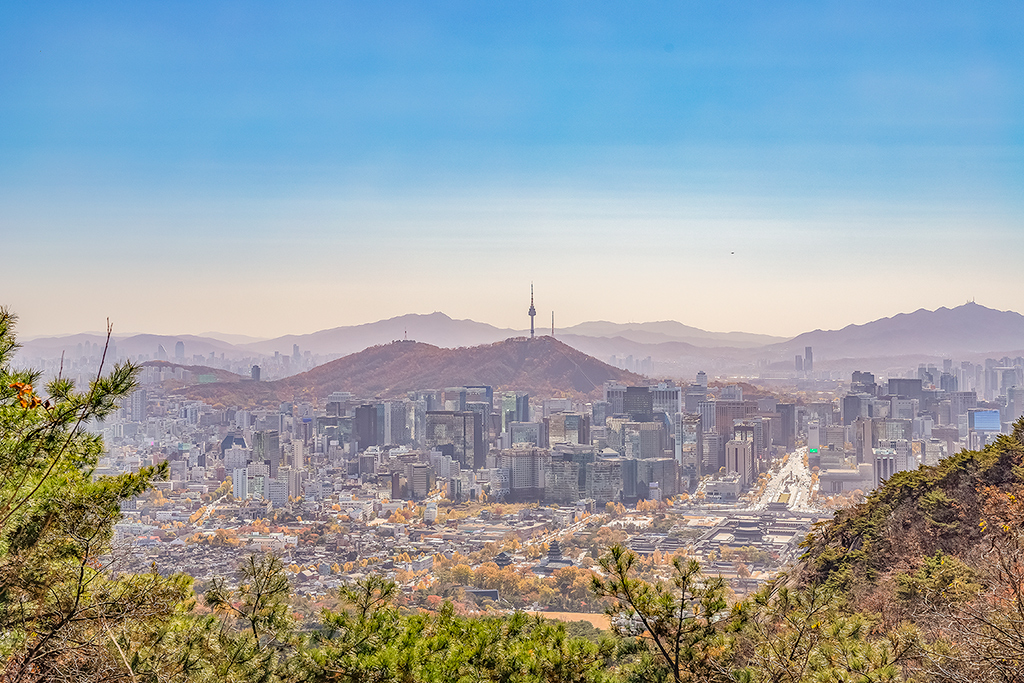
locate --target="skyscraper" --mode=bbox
[425,411,484,470]
[623,386,654,422]
[777,403,797,450]
[674,412,702,485]
[725,439,754,487]
[504,446,549,501]
[127,388,147,422]
[354,404,378,452]
[232,468,249,500]
[252,430,281,478]
[604,382,626,415]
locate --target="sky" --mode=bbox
[2,1,1022,339]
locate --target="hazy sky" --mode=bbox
[2,1,1022,339]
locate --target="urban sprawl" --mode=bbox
[28,338,1024,614]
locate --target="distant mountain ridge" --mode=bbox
[180,336,646,407]
[19,333,245,360]
[242,313,786,357]
[556,320,784,348]
[763,302,1024,360]
[15,303,1024,380]
[141,360,245,383]
[240,312,518,357]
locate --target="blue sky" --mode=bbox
[2,1,1022,338]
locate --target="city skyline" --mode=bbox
[3,1,1022,338]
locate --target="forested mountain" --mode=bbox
[180,336,645,407]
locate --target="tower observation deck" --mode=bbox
[528,284,536,338]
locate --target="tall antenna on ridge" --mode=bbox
[528,283,536,339]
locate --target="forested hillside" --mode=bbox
[180,336,645,407]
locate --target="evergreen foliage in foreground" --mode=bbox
[4,306,1024,682]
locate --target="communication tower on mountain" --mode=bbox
[528,284,537,338]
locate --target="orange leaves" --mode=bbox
[978,484,1024,536]
[8,381,45,409]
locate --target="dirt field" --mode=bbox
[531,611,610,629]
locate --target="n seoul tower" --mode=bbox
[528,283,537,338]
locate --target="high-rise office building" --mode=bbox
[265,479,288,507]
[725,439,754,488]
[406,463,434,500]
[697,400,717,432]
[874,419,912,443]
[604,382,626,415]
[585,458,622,506]
[232,467,249,500]
[548,412,590,446]
[674,413,702,485]
[639,457,678,497]
[715,401,749,442]
[590,400,610,427]
[544,458,580,505]
[808,421,821,452]
[504,447,549,501]
[684,384,707,412]
[465,385,494,409]
[703,432,724,473]
[1008,387,1024,423]
[354,404,378,452]
[888,378,924,402]
[623,386,654,422]
[649,382,682,415]
[127,388,148,422]
[851,371,877,396]
[509,421,541,447]
[777,403,797,450]
[252,430,280,478]
[874,451,896,489]
[842,393,871,425]
[501,391,530,429]
[948,391,978,420]
[425,411,484,469]
[623,421,666,459]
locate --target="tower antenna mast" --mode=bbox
[528,283,537,338]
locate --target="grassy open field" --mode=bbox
[532,611,610,629]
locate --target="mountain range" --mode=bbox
[767,303,1024,359]
[16,303,1024,380]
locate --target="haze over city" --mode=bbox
[8,4,1024,681]
[3,1,1023,338]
